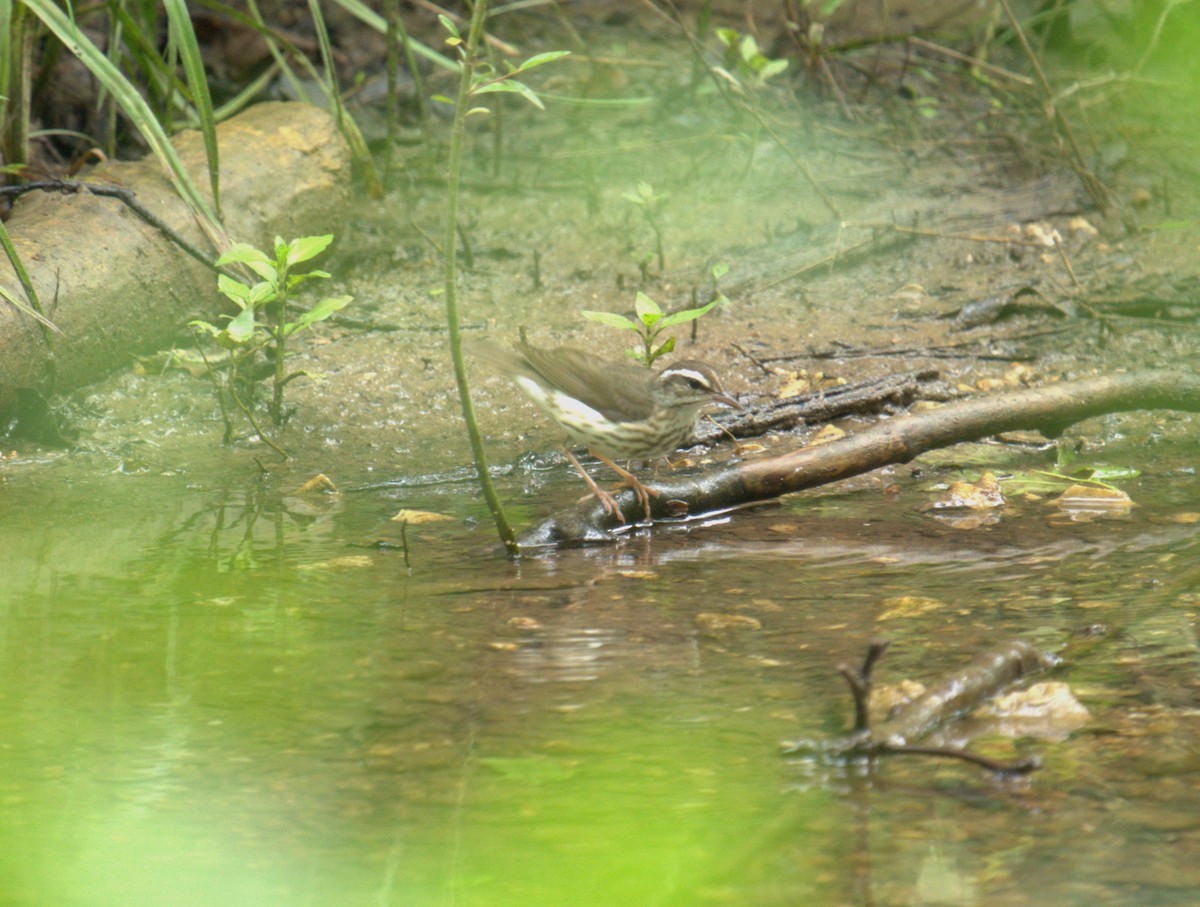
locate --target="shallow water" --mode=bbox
[2,439,1198,907]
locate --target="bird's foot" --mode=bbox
[590,487,627,524]
[598,461,658,524]
[618,477,657,524]
[563,447,627,525]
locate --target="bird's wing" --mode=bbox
[518,343,657,423]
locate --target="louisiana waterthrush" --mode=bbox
[479,341,740,523]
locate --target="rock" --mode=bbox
[0,101,352,411]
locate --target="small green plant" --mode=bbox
[190,234,351,454]
[584,263,729,367]
[623,181,668,273]
[432,15,569,112]
[714,29,789,87]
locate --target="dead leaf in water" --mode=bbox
[928,510,1004,531]
[391,508,455,524]
[696,613,762,631]
[775,370,811,397]
[808,424,847,445]
[297,555,373,570]
[877,596,944,621]
[930,471,1005,510]
[507,616,543,630]
[1158,512,1200,525]
[1068,216,1098,238]
[977,681,1090,742]
[1048,484,1134,523]
[296,473,338,494]
[1024,221,1063,247]
[871,679,927,722]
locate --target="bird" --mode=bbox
[477,341,740,523]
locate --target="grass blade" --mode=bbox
[0,218,61,334]
[22,0,223,236]
[163,0,221,218]
[327,0,457,72]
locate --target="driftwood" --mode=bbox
[517,369,1200,546]
[689,368,944,445]
[781,639,1055,774]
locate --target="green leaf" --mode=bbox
[739,34,759,64]
[582,310,639,331]
[0,218,60,333]
[715,28,738,49]
[656,298,719,329]
[248,260,280,282]
[711,261,730,280]
[248,281,279,306]
[655,336,676,357]
[515,51,571,72]
[285,234,333,267]
[225,304,258,344]
[437,13,459,39]
[217,242,272,267]
[473,79,545,110]
[217,274,252,305]
[758,58,789,82]
[633,292,662,326]
[283,295,352,336]
[287,269,331,290]
[188,319,221,336]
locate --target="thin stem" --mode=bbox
[190,331,235,444]
[996,0,1117,217]
[271,298,286,426]
[232,381,290,460]
[443,0,518,555]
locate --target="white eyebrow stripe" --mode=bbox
[661,368,708,383]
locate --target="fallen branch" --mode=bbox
[517,368,1200,546]
[781,639,1055,775]
[690,369,942,445]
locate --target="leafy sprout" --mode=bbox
[432,15,569,113]
[583,263,730,367]
[189,234,351,454]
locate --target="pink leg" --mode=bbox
[590,450,657,523]
[561,447,625,524]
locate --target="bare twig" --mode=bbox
[996,0,1119,217]
[785,639,1055,776]
[0,179,218,269]
[908,36,1034,86]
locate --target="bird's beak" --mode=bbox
[711,391,744,410]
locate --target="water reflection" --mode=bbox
[1,458,1198,905]
[509,626,623,684]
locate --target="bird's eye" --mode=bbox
[687,378,704,391]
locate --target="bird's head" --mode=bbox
[653,361,741,411]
